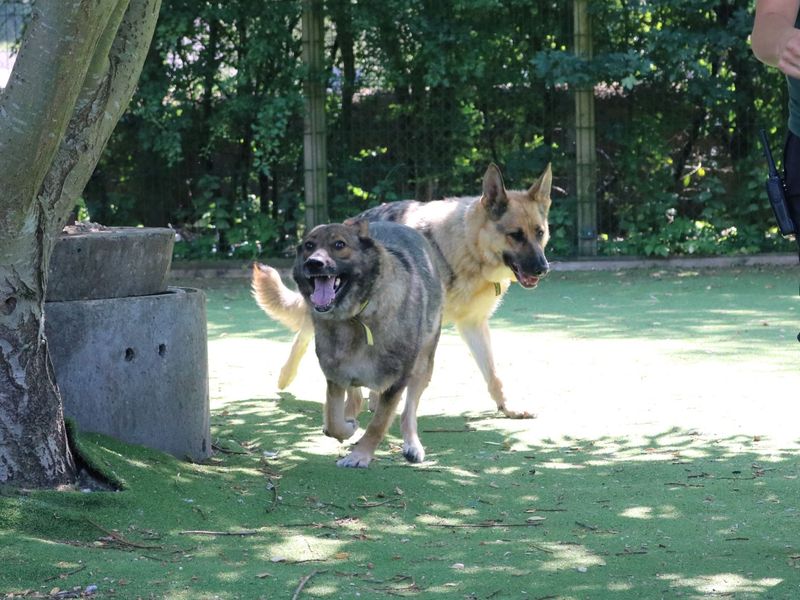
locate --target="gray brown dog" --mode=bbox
[254,220,443,467]
[252,163,552,419]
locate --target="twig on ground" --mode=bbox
[664,482,704,488]
[573,521,620,534]
[178,529,260,536]
[353,499,406,509]
[292,569,328,600]
[430,521,542,528]
[85,519,162,549]
[43,565,86,583]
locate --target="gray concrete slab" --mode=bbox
[45,287,210,461]
[47,226,174,301]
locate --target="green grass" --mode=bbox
[2,265,800,599]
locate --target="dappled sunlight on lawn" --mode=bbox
[5,268,792,598]
[620,504,681,520]
[258,533,346,563]
[535,541,607,572]
[192,265,800,595]
[658,572,783,595]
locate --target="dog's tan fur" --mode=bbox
[252,163,552,418]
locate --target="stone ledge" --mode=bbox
[48,227,174,301]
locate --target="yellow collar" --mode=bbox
[352,299,374,346]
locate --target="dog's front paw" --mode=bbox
[498,404,537,419]
[402,442,425,464]
[336,450,373,468]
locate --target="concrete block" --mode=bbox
[45,287,210,461]
[47,226,174,301]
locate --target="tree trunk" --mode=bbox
[0,0,162,488]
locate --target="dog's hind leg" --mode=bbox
[337,382,405,468]
[456,320,535,419]
[277,317,313,389]
[345,387,364,421]
[323,381,359,442]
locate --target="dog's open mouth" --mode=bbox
[309,275,347,312]
[514,270,539,289]
[504,256,542,289]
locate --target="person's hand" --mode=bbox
[777,27,800,78]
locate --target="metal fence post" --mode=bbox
[302,0,328,230]
[574,0,597,256]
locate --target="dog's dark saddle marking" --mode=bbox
[361,201,412,224]
[385,246,413,274]
[359,201,457,289]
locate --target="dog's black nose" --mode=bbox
[304,257,325,272]
[535,260,550,277]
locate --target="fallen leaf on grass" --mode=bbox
[526,516,546,524]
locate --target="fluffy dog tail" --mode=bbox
[251,263,308,332]
[252,263,314,389]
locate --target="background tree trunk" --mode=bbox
[0,0,162,488]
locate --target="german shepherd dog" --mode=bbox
[252,163,552,419]
[254,220,443,468]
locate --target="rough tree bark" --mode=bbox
[0,0,162,488]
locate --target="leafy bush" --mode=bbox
[82,0,796,259]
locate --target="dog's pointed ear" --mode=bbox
[345,218,374,247]
[481,163,508,220]
[528,163,553,212]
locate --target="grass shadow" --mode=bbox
[3,392,800,599]
[3,267,800,598]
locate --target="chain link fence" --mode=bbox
[1,1,792,259]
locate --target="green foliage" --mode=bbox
[83,0,795,258]
[86,0,305,258]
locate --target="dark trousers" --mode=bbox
[784,132,800,252]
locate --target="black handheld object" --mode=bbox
[758,129,796,236]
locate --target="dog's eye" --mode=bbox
[334,240,346,250]
[535,228,545,240]
[304,241,315,251]
[507,230,526,243]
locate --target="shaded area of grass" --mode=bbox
[2,265,799,599]
[3,399,800,599]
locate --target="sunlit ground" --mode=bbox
[3,265,798,600]
[195,265,800,598]
[208,266,800,457]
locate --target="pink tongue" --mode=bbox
[311,277,335,307]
